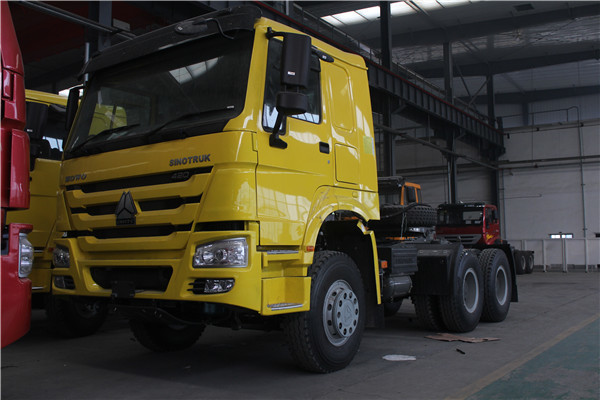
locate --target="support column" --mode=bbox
[443,42,453,103]
[380,2,392,69]
[445,131,457,203]
[521,102,530,126]
[87,1,112,54]
[487,73,496,127]
[380,2,394,176]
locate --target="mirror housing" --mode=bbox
[276,92,308,116]
[267,30,312,149]
[280,33,311,88]
[65,87,81,131]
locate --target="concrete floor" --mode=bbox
[2,270,599,400]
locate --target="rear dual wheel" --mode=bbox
[413,251,484,333]
[479,249,512,322]
[439,251,483,332]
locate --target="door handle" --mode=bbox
[319,142,330,154]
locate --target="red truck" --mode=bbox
[436,202,534,274]
[1,1,34,348]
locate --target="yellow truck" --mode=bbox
[7,90,107,336]
[54,6,517,372]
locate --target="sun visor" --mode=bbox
[79,5,261,79]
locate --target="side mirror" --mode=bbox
[65,87,81,131]
[280,33,311,89]
[268,31,311,149]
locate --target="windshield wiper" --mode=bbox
[143,106,235,142]
[69,123,140,155]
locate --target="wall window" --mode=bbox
[549,233,573,239]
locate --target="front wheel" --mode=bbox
[130,320,205,352]
[46,296,108,338]
[283,251,366,373]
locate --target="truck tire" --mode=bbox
[439,251,483,332]
[412,295,445,331]
[405,204,437,228]
[515,252,526,275]
[525,253,534,274]
[46,296,108,338]
[283,251,365,373]
[478,249,512,322]
[383,299,403,317]
[130,320,205,352]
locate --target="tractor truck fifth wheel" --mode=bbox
[283,251,366,373]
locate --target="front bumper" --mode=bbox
[1,223,33,347]
[51,222,311,315]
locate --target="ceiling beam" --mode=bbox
[409,48,600,77]
[365,4,600,47]
[458,85,600,105]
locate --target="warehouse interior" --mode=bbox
[2,1,599,397]
[9,0,599,270]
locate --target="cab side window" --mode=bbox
[26,101,68,168]
[263,39,321,131]
[405,186,417,204]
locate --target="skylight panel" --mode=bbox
[355,6,380,20]
[327,10,369,26]
[390,2,415,16]
[411,0,443,11]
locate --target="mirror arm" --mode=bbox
[269,113,287,149]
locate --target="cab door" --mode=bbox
[256,38,332,246]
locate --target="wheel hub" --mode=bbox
[323,280,359,346]
[463,267,480,314]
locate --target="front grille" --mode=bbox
[91,267,172,292]
[195,221,245,232]
[67,223,193,239]
[66,166,212,193]
[442,235,479,244]
[71,195,202,216]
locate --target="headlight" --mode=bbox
[193,238,248,268]
[53,246,70,268]
[18,233,34,278]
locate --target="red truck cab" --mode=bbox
[1,1,33,348]
[436,202,501,246]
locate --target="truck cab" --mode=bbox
[436,202,501,245]
[1,1,33,347]
[51,6,517,371]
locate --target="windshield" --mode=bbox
[65,32,254,158]
[437,207,483,226]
